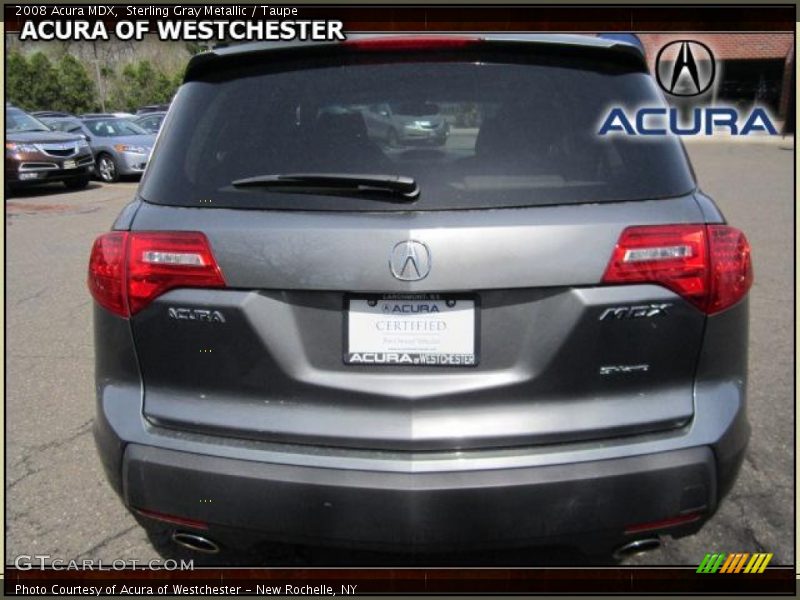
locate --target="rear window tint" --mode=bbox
[141,53,695,211]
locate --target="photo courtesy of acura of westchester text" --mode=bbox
[3,1,796,594]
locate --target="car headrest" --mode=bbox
[475,104,557,159]
[315,111,369,143]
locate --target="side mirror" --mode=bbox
[83,134,91,142]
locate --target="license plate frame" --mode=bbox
[344,293,479,367]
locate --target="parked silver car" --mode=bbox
[44,116,155,182]
[363,101,449,146]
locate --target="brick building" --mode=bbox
[637,34,794,130]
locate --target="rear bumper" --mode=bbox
[118,151,149,175]
[122,443,717,552]
[399,128,448,145]
[94,380,748,554]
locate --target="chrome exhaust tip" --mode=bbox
[171,531,221,554]
[613,537,661,561]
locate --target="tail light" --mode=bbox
[87,232,128,316]
[88,231,225,318]
[602,224,752,315]
[343,36,482,52]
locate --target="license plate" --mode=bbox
[345,294,477,366]
[62,160,77,170]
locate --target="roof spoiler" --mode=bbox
[596,33,645,55]
[185,34,648,81]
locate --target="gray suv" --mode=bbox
[89,34,752,563]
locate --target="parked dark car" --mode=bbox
[31,110,75,119]
[79,112,137,119]
[89,35,752,564]
[43,116,156,183]
[5,106,93,194]
[136,104,171,115]
[133,111,167,134]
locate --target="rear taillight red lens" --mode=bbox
[602,224,752,315]
[705,225,754,314]
[343,36,482,52]
[127,232,226,315]
[88,232,128,316]
[88,231,225,318]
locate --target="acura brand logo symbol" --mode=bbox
[655,40,716,97]
[389,240,431,281]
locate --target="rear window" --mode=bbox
[141,51,696,211]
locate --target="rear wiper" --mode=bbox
[231,173,420,202]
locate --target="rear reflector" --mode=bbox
[603,224,752,315]
[624,511,703,535]
[88,231,225,318]
[343,36,482,52]
[135,508,209,530]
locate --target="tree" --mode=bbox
[8,47,187,114]
[55,54,97,114]
[26,52,60,111]
[6,51,32,109]
[108,59,179,112]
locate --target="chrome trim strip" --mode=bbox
[19,163,59,171]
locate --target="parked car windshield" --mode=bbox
[84,119,148,137]
[6,108,50,133]
[42,117,84,134]
[141,54,696,211]
[134,114,165,133]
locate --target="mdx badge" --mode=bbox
[599,303,671,321]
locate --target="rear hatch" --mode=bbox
[129,37,705,451]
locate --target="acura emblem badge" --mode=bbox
[389,240,431,281]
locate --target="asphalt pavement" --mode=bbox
[5,139,795,566]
